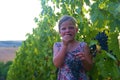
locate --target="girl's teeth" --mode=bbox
[68,34,72,36]
[66,34,72,36]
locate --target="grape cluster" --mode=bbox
[66,58,82,80]
[95,31,108,51]
[90,44,97,57]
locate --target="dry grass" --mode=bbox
[0,47,19,63]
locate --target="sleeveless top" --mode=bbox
[55,42,88,80]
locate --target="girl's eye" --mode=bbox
[69,26,74,29]
[61,28,66,30]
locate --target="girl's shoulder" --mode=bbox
[79,42,87,46]
[54,42,62,47]
[78,41,87,49]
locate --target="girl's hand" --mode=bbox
[75,52,88,61]
[62,35,73,46]
[74,44,93,71]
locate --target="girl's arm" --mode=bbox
[81,45,93,71]
[53,43,67,68]
[76,44,93,71]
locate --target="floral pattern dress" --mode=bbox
[55,42,88,80]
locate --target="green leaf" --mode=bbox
[84,0,90,5]
[106,52,117,61]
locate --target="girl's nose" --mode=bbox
[66,28,70,32]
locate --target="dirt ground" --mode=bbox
[0,47,18,63]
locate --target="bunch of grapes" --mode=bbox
[66,59,82,80]
[90,44,97,57]
[95,31,108,51]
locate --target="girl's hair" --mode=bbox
[58,15,77,30]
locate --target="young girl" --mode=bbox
[53,15,93,80]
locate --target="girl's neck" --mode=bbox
[68,40,77,46]
[67,40,79,51]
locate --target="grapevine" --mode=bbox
[89,31,108,57]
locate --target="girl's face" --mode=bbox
[59,20,78,40]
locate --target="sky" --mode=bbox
[0,0,41,41]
